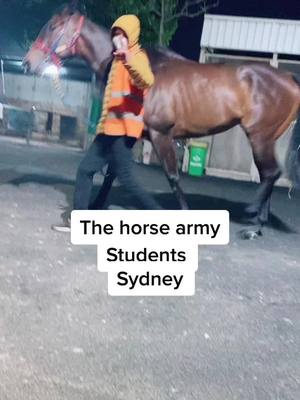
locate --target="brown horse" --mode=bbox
[23,3,300,238]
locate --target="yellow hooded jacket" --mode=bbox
[96,15,154,138]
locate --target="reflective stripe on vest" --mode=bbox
[103,117,144,138]
[103,110,144,138]
[111,91,144,105]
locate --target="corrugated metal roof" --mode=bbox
[201,14,300,55]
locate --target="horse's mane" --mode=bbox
[145,47,187,72]
[52,2,86,17]
[53,3,188,71]
[147,46,186,62]
[52,3,69,15]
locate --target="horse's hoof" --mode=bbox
[239,227,263,240]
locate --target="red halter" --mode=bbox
[32,15,85,68]
[69,15,85,55]
[33,39,62,67]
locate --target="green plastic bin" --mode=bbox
[88,97,102,135]
[188,141,208,177]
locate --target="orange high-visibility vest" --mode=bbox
[102,61,145,139]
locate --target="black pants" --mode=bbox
[74,135,161,210]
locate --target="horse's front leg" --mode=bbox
[149,129,189,210]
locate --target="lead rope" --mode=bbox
[1,59,5,95]
[52,70,65,103]
[50,16,85,105]
[50,65,100,136]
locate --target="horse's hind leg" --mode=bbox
[242,137,281,239]
[149,129,189,210]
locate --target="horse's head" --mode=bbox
[23,2,85,74]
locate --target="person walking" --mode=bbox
[53,15,162,232]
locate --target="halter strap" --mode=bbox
[70,15,85,55]
[31,15,85,67]
[33,39,62,67]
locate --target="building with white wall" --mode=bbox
[197,14,300,186]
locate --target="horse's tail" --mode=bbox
[286,111,300,188]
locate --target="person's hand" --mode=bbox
[112,35,129,62]
[113,48,130,63]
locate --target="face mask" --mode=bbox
[112,35,128,50]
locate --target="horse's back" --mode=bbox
[145,59,248,134]
[145,58,300,136]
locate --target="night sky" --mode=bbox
[172,0,300,60]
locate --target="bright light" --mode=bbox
[42,64,59,77]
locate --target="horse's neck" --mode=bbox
[80,19,112,79]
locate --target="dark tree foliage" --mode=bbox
[0,0,218,48]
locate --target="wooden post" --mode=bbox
[271,53,279,68]
[199,48,206,64]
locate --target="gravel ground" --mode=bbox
[0,137,299,400]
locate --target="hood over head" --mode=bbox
[111,15,141,48]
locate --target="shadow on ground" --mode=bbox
[1,169,296,235]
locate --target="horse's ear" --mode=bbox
[68,0,79,14]
[68,0,87,15]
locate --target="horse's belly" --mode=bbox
[145,77,243,134]
[176,105,240,135]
